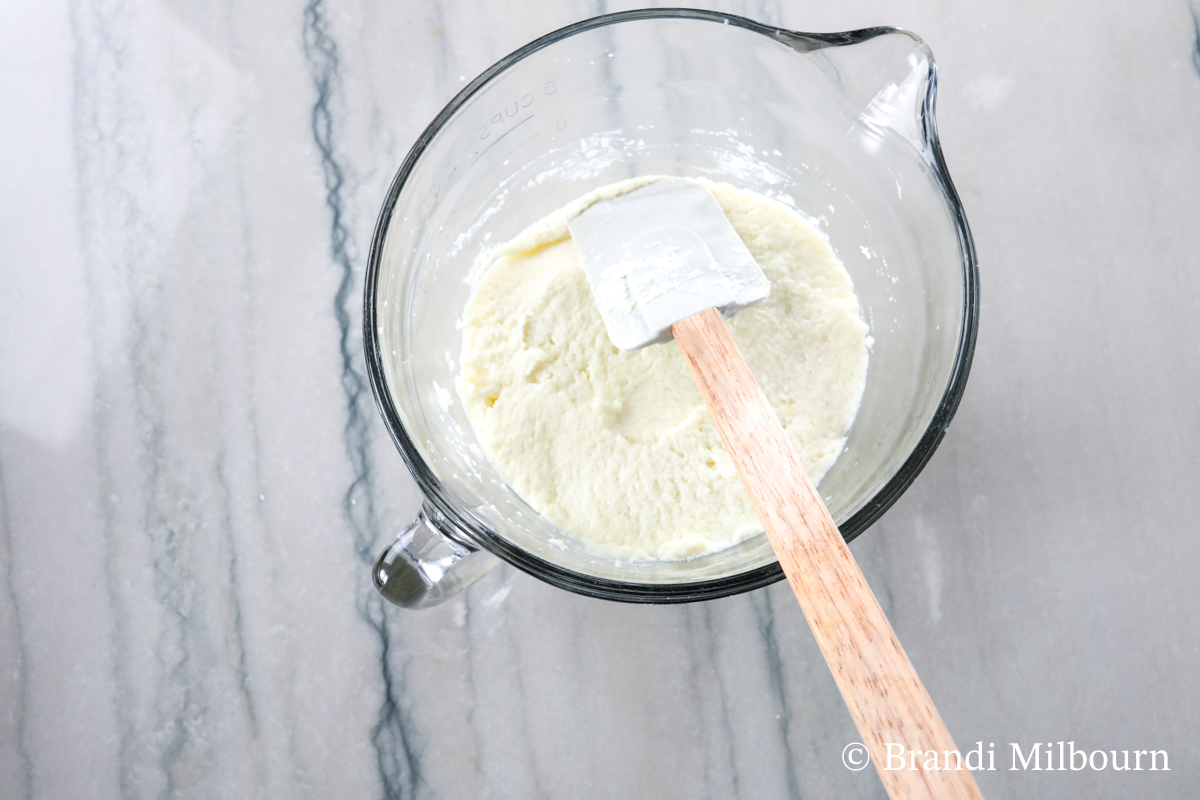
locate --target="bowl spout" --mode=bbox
[778,28,937,159]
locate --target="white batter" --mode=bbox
[457,178,869,560]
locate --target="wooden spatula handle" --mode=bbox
[673,308,984,800]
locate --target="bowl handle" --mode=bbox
[373,503,500,608]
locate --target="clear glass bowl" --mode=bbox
[364,9,978,605]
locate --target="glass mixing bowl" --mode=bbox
[364,9,978,607]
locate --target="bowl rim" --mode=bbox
[362,8,979,603]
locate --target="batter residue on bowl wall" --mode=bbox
[457,178,870,560]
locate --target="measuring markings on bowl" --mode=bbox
[478,81,558,141]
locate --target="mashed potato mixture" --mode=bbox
[457,179,869,560]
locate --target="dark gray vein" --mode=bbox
[459,594,488,788]
[105,149,211,796]
[0,461,34,800]
[300,0,373,562]
[462,577,548,800]
[708,606,741,800]
[1191,0,1200,77]
[214,450,259,735]
[301,2,422,798]
[751,590,802,799]
[686,604,739,800]
[70,1,207,793]
[140,354,194,800]
[68,0,139,794]
[80,273,138,797]
[427,2,452,100]
[224,60,279,775]
[500,594,549,800]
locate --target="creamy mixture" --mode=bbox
[457,179,869,560]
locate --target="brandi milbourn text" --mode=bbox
[881,742,1170,772]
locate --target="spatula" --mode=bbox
[568,178,984,800]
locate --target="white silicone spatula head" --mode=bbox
[567,178,770,350]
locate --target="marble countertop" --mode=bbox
[3,1,1199,798]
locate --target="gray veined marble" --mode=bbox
[2,0,1200,798]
